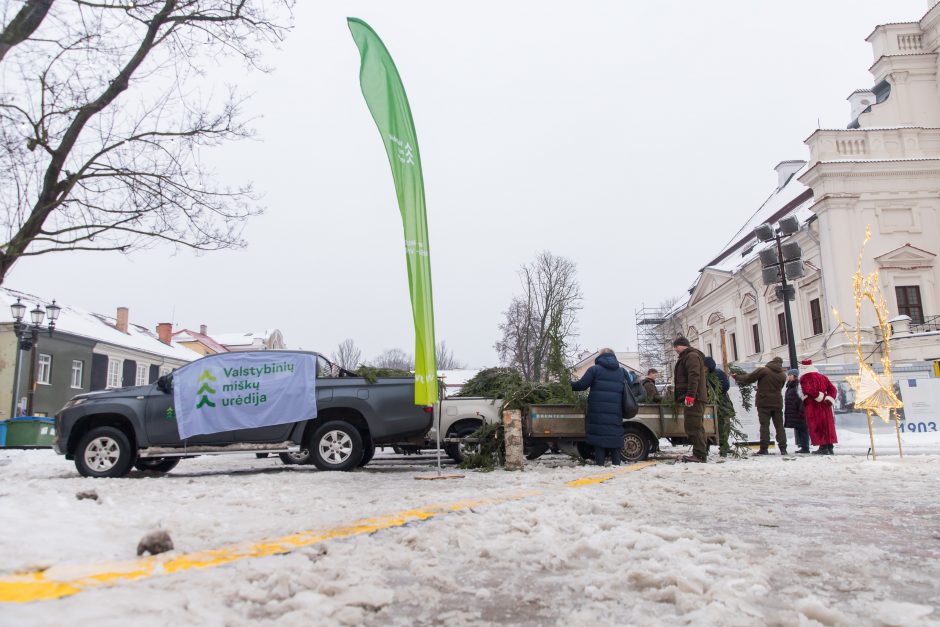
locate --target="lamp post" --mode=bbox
[10,298,60,416]
[754,217,804,369]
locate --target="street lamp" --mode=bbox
[10,298,60,416]
[755,220,804,369]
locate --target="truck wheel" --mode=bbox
[75,426,136,478]
[445,424,480,463]
[134,458,180,473]
[621,427,651,463]
[524,441,549,460]
[311,421,363,471]
[279,449,311,465]
[359,443,375,467]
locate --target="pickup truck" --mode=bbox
[53,351,433,478]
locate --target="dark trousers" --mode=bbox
[594,447,622,466]
[758,407,787,449]
[793,426,810,450]
[684,401,708,460]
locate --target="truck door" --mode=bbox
[145,382,231,446]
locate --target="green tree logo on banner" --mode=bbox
[195,369,217,409]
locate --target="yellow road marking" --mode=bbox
[565,460,658,487]
[0,461,657,604]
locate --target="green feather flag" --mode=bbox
[348,18,438,406]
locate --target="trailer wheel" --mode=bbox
[524,441,549,460]
[621,426,651,463]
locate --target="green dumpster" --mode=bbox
[4,417,56,448]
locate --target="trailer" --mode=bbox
[524,403,718,463]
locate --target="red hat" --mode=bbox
[800,359,813,366]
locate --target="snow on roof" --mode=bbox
[212,331,273,347]
[0,287,196,363]
[172,329,229,354]
[439,369,481,386]
[704,163,811,271]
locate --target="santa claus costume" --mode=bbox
[798,360,837,454]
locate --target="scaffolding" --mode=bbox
[635,304,671,380]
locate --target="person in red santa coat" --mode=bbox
[798,359,837,455]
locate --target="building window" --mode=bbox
[810,298,823,336]
[71,360,84,389]
[707,343,713,358]
[752,323,761,354]
[136,364,149,387]
[159,366,172,377]
[730,332,739,361]
[106,359,123,389]
[778,313,788,346]
[896,286,924,324]
[37,354,52,385]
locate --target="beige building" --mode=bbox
[661,1,940,373]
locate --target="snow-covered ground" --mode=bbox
[1,432,939,626]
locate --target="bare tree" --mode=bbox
[436,340,465,370]
[371,348,414,372]
[331,338,362,370]
[0,0,53,63]
[0,1,294,284]
[495,251,582,381]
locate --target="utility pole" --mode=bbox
[755,217,804,370]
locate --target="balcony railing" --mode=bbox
[910,315,940,334]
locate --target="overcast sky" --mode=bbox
[6,0,930,367]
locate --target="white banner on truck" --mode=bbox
[173,352,317,439]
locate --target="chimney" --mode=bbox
[773,160,806,189]
[847,89,875,123]
[116,307,129,333]
[156,322,172,345]
[199,324,208,336]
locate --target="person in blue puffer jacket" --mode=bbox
[570,349,642,466]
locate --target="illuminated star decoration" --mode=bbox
[832,226,903,457]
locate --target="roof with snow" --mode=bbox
[668,162,816,317]
[0,287,196,363]
[172,329,229,354]
[212,330,281,348]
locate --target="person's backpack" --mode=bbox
[622,369,640,419]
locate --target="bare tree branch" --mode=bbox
[0,0,294,282]
[0,0,54,63]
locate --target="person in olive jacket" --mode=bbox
[672,337,708,463]
[641,369,662,403]
[732,356,788,455]
[570,349,630,466]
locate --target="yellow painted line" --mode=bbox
[0,460,658,604]
[565,460,658,487]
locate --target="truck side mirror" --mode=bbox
[156,374,173,393]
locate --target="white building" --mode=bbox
[212,330,286,352]
[661,1,940,375]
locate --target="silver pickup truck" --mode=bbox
[54,351,433,478]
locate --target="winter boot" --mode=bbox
[754,446,770,456]
[797,447,811,454]
[813,446,828,455]
[779,446,788,456]
[827,444,835,455]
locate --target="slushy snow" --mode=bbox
[1,432,938,626]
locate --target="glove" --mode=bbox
[824,396,836,405]
[815,392,824,402]
[684,396,695,407]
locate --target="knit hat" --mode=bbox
[672,337,691,347]
[787,368,799,377]
[800,359,813,366]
